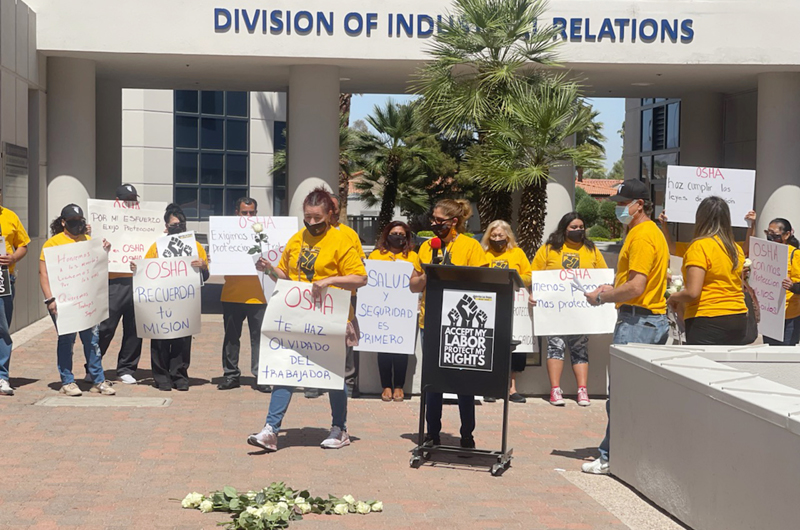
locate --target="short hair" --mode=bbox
[164,203,187,224]
[236,197,257,211]
[480,220,518,251]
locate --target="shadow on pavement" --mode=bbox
[551,447,600,461]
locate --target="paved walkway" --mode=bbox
[0,316,684,530]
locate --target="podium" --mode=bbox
[410,264,524,476]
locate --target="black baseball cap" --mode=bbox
[116,183,139,201]
[609,179,650,202]
[61,204,84,219]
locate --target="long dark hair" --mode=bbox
[694,196,739,271]
[770,217,800,248]
[376,221,414,257]
[544,212,595,252]
[50,216,65,236]
[164,203,187,224]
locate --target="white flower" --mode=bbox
[294,496,306,504]
[199,500,214,513]
[667,268,672,276]
[744,258,752,268]
[246,506,259,515]
[672,278,683,289]
[342,494,356,505]
[253,223,264,234]
[297,503,312,514]
[356,501,371,515]
[371,501,383,512]
[245,491,257,500]
[277,501,289,511]
[333,503,349,515]
[181,492,204,509]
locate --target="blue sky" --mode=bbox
[349,94,625,171]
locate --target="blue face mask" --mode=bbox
[615,204,634,225]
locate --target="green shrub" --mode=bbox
[587,224,611,239]
[574,186,590,207]
[598,199,622,238]
[576,196,600,227]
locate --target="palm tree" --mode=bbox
[462,76,603,257]
[575,100,607,182]
[413,0,563,229]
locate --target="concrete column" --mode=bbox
[679,92,724,167]
[286,65,340,218]
[756,73,800,234]
[46,57,96,221]
[543,134,575,239]
[95,78,122,200]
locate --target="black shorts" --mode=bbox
[511,352,527,373]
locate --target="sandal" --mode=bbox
[381,388,393,402]
[393,388,404,402]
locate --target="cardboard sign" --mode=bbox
[43,239,109,335]
[512,287,538,353]
[87,199,167,273]
[258,279,350,390]
[208,216,298,276]
[354,259,418,355]
[749,237,789,342]
[156,231,196,258]
[132,256,202,339]
[531,268,617,336]
[439,289,497,372]
[665,166,755,228]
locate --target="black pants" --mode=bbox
[222,302,266,380]
[685,313,748,345]
[98,277,142,376]
[151,336,191,388]
[426,393,476,439]
[377,353,409,389]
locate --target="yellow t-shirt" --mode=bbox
[145,242,209,264]
[615,220,669,314]
[785,248,800,319]
[485,246,532,286]
[682,237,747,319]
[674,240,746,258]
[280,227,366,284]
[417,234,490,328]
[221,276,267,304]
[367,249,423,273]
[0,207,30,274]
[334,223,366,260]
[40,232,91,260]
[531,241,608,272]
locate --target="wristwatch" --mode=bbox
[43,297,55,305]
[596,293,603,305]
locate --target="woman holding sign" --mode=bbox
[39,204,115,397]
[417,199,489,449]
[481,220,531,404]
[666,197,748,345]
[249,188,367,452]
[134,204,209,391]
[369,221,424,402]
[531,212,607,407]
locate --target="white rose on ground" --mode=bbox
[294,496,306,504]
[181,492,204,509]
[246,506,259,515]
[371,501,383,512]
[334,503,349,515]
[253,223,264,233]
[277,501,289,511]
[199,500,214,513]
[297,503,312,514]
[343,495,356,505]
[356,501,371,514]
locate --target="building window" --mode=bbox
[640,98,680,181]
[273,121,287,215]
[174,90,249,220]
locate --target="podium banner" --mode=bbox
[439,289,497,372]
[531,268,617,336]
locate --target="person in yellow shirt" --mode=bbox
[531,212,607,408]
[368,220,424,403]
[218,197,269,391]
[417,199,489,449]
[658,209,753,257]
[39,204,115,397]
[481,220,531,404]
[0,187,31,396]
[583,179,670,475]
[137,204,209,392]
[248,188,367,452]
[667,197,748,345]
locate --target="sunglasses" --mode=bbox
[430,216,453,224]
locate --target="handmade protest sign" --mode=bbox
[748,237,788,342]
[665,165,755,228]
[531,268,617,336]
[132,256,202,339]
[439,289,497,372]
[354,260,418,355]
[258,279,350,390]
[156,231,197,258]
[208,216,298,276]
[87,199,167,273]
[0,236,11,298]
[43,239,109,335]
[512,287,538,353]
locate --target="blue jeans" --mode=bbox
[0,276,15,381]
[763,316,800,346]
[599,311,669,462]
[56,324,105,385]
[265,384,347,433]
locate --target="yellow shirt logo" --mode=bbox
[298,246,320,281]
[562,252,580,269]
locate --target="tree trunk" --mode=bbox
[377,171,399,243]
[576,166,584,182]
[517,179,548,259]
[477,189,513,231]
[338,93,353,225]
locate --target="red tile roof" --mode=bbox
[576,179,623,197]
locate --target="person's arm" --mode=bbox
[667,266,705,307]
[0,245,27,267]
[315,274,368,291]
[39,259,57,315]
[658,211,676,255]
[409,270,425,293]
[256,258,289,280]
[744,210,756,256]
[586,270,648,306]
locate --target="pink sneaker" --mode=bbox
[577,387,591,407]
[549,387,565,406]
[247,424,278,452]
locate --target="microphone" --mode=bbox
[430,237,442,265]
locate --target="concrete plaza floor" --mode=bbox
[0,316,685,530]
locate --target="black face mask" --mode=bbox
[387,234,406,249]
[767,233,784,243]
[304,220,328,237]
[65,219,86,235]
[167,223,186,235]
[431,222,451,238]
[489,239,507,252]
[566,229,585,243]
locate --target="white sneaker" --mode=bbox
[247,424,278,452]
[119,374,137,384]
[0,379,13,396]
[320,426,350,449]
[60,383,82,397]
[90,381,116,395]
[581,458,610,475]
